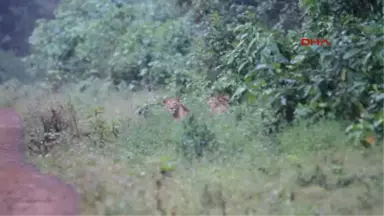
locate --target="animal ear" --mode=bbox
[163,99,168,104]
[175,96,181,101]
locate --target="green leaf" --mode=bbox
[290,55,305,64]
[374,93,384,101]
[373,119,384,128]
[247,37,258,54]
[341,68,347,81]
[303,85,312,98]
[343,48,360,60]
[232,86,247,100]
[345,124,356,133]
[362,51,372,65]
[374,48,384,60]
[318,102,327,108]
[255,64,271,70]
[247,93,257,104]
[236,40,245,49]
[238,61,248,72]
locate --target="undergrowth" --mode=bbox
[1,82,382,215]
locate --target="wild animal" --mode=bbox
[206,95,230,114]
[163,96,189,120]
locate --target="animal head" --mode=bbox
[163,96,189,120]
[206,95,230,114]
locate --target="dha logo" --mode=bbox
[301,38,331,46]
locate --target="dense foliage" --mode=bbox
[26,0,383,144]
[26,0,196,92]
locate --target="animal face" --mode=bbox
[163,96,181,114]
[207,95,230,114]
[0,108,80,215]
[163,96,189,120]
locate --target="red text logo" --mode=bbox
[301,38,330,46]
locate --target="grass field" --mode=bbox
[1,80,383,215]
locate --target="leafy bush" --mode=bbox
[194,0,383,142]
[180,115,216,160]
[26,0,196,91]
[25,0,383,143]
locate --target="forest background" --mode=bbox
[0,0,383,215]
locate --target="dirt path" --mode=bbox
[0,108,79,215]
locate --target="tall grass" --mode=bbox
[1,80,383,215]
